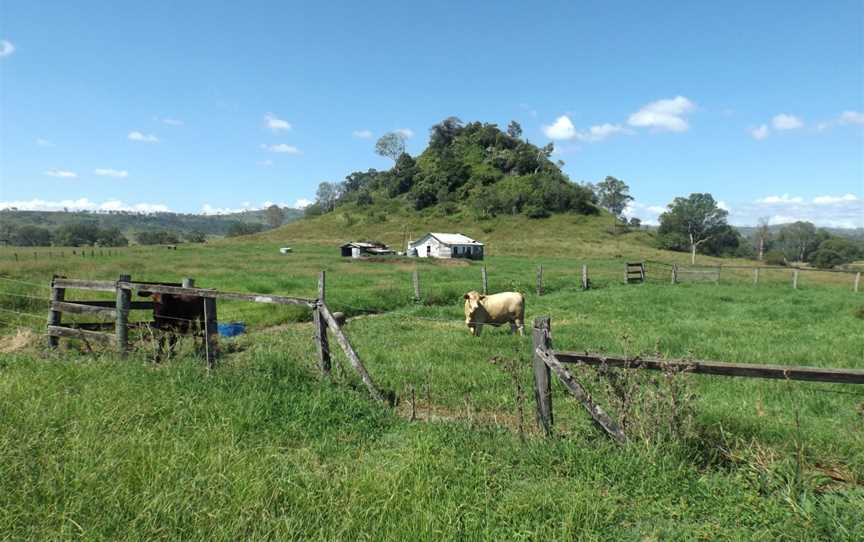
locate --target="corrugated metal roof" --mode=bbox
[429,233,483,245]
[341,242,388,249]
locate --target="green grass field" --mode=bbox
[1,216,862,540]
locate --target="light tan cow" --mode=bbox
[463,290,525,336]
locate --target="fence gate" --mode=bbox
[625,262,645,284]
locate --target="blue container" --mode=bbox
[218,322,246,337]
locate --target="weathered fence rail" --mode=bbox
[554,352,864,385]
[531,316,864,443]
[45,273,386,403]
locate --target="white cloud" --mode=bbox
[621,201,667,226]
[750,124,769,140]
[161,117,184,126]
[352,129,373,139]
[93,168,129,178]
[128,131,159,143]
[838,111,864,125]
[44,169,77,178]
[0,198,169,213]
[0,40,14,58]
[542,115,577,140]
[818,110,864,131]
[574,123,632,142]
[293,198,312,208]
[627,96,696,132]
[812,193,858,205]
[200,201,291,215]
[35,137,55,147]
[731,192,863,228]
[717,200,731,212]
[260,143,301,154]
[544,117,632,143]
[265,113,291,132]
[395,128,414,139]
[771,113,803,130]
[756,194,804,204]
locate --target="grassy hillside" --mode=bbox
[261,207,668,259]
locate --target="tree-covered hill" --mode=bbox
[306,118,598,220]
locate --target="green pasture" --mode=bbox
[0,240,862,540]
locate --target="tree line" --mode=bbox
[0,204,291,246]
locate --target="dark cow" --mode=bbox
[139,289,206,361]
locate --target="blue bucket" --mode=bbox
[218,322,246,337]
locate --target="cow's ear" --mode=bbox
[463,293,470,299]
[479,295,486,300]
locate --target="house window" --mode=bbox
[426,245,431,255]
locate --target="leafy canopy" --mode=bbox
[313,117,597,220]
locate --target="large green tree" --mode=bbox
[595,176,634,220]
[657,193,730,264]
[776,221,828,262]
[374,132,406,162]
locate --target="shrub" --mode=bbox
[809,249,844,269]
[136,230,180,245]
[764,250,786,266]
[225,222,264,238]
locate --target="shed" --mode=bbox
[340,241,395,258]
[407,233,484,260]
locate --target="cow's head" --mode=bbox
[463,291,486,336]
[463,290,486,315]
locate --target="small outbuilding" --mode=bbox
[340,241,395,258]
[407,233,484,260]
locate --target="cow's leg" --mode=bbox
[510,322,518,335]
[514,318,525,336]
[474,323,483,337]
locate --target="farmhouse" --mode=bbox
[408,233,484,260]
[340,241,395,258]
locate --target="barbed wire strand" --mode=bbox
[0,276,53,289]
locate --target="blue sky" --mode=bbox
[1,1,862,226]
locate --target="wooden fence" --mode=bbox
[404,261,861,302]
[531,316,864,443]
[45,273,387,403]
[6,248,127,262]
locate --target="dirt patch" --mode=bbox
[0,328,38,353]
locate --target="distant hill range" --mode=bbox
[0,207,303,238]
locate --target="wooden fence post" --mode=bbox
[671,264,678,285]
[532,317,553,436]
[854,272,860,293]
[536,265,543,296]
[581,264,589,290]
[115,274,131,355]
[319,303,386,404]
[715,266,721,284]
[792,269,799,290]
[47,276,65,349]
[314,271,331,375]
[754,267,760,285]
[481,265,488,295]
[412,269,421,302]
[203,297,217,370]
